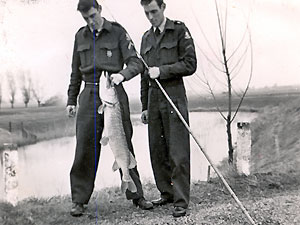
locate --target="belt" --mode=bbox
[84,81,99,86]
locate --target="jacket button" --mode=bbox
[170,110,173,114]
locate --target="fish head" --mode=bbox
[99,74,118,105]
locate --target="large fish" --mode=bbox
[98,73,137,193]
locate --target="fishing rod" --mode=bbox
[101,1,256,224]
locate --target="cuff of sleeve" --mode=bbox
[67,99,77,106]
[158,65,170,79]
[119,70,131,81]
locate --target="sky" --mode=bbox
[0,0,299,104]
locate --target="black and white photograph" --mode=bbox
[0,0,299,224]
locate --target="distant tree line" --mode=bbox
[0,70,63,109]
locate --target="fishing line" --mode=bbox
[101,1,256,224]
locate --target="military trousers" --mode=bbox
[148,87,191,208]
[70,85,143,204]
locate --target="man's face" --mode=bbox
[81,6,102,31]
[142,0,165,28]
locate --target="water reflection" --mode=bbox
[0,112,257,201]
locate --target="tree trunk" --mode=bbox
[226,120,234,164]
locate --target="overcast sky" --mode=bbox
[0,0,299,103]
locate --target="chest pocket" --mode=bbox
[97,42,121,72]
[77,44,92,68]
[142,45,152,55]
[160,41,178,64]
[141,44,154,65]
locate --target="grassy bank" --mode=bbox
[1,95,300,224]
[250,97,300,173]
[0,106,75,149]
[187,91,300,113]
[1,171,300,225]
[1,90,298,148]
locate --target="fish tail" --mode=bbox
[121,178,137,193]
[128,152,137,169]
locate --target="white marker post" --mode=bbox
[3,143,18,206]
[236,122,251,176]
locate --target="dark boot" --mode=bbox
[172,206,187,217]
[70,203,84,217]
[133,197,153,210]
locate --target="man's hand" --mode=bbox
[110,73,125,85]
[141,110,148,124]
[148,67,160,79]
[66,105,76,118]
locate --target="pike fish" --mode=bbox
[98,74,137,193]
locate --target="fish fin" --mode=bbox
[121,179,137,193]
[127,180,137,193]
[98,104,105,114]
[121,181,128,193]
[128,152,137,169]
[112,160,119,171]
[100,136,109,146]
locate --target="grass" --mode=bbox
[250,97,300,173]
[1,172,300,225]
[1,94,300,224]
[1,90,298,149]
[187,91,300,113]
[0,106,76,149]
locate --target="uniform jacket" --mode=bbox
[67,18,144,139]
[140,18,197,111]
[67,18,143,107]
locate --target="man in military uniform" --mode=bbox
[139,0,197,217]
[66,0,153,217]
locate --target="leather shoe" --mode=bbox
[172,206,186,217]
[151,197,173,206]
[133,197,153,210]
[70,203,84,217]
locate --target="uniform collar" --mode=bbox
[83,18,112,36]
[102,18,113,32]
[144,18,175,39]
[153,16,167,33]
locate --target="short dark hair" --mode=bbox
[77,0,100,13]
[140,0,164,8]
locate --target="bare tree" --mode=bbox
[32,78,44,107]
[20,71,32,108]
[7,72,17,109]
[193,0,253,164]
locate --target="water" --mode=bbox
[0,112,257,201]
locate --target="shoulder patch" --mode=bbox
[185,31,192,39]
